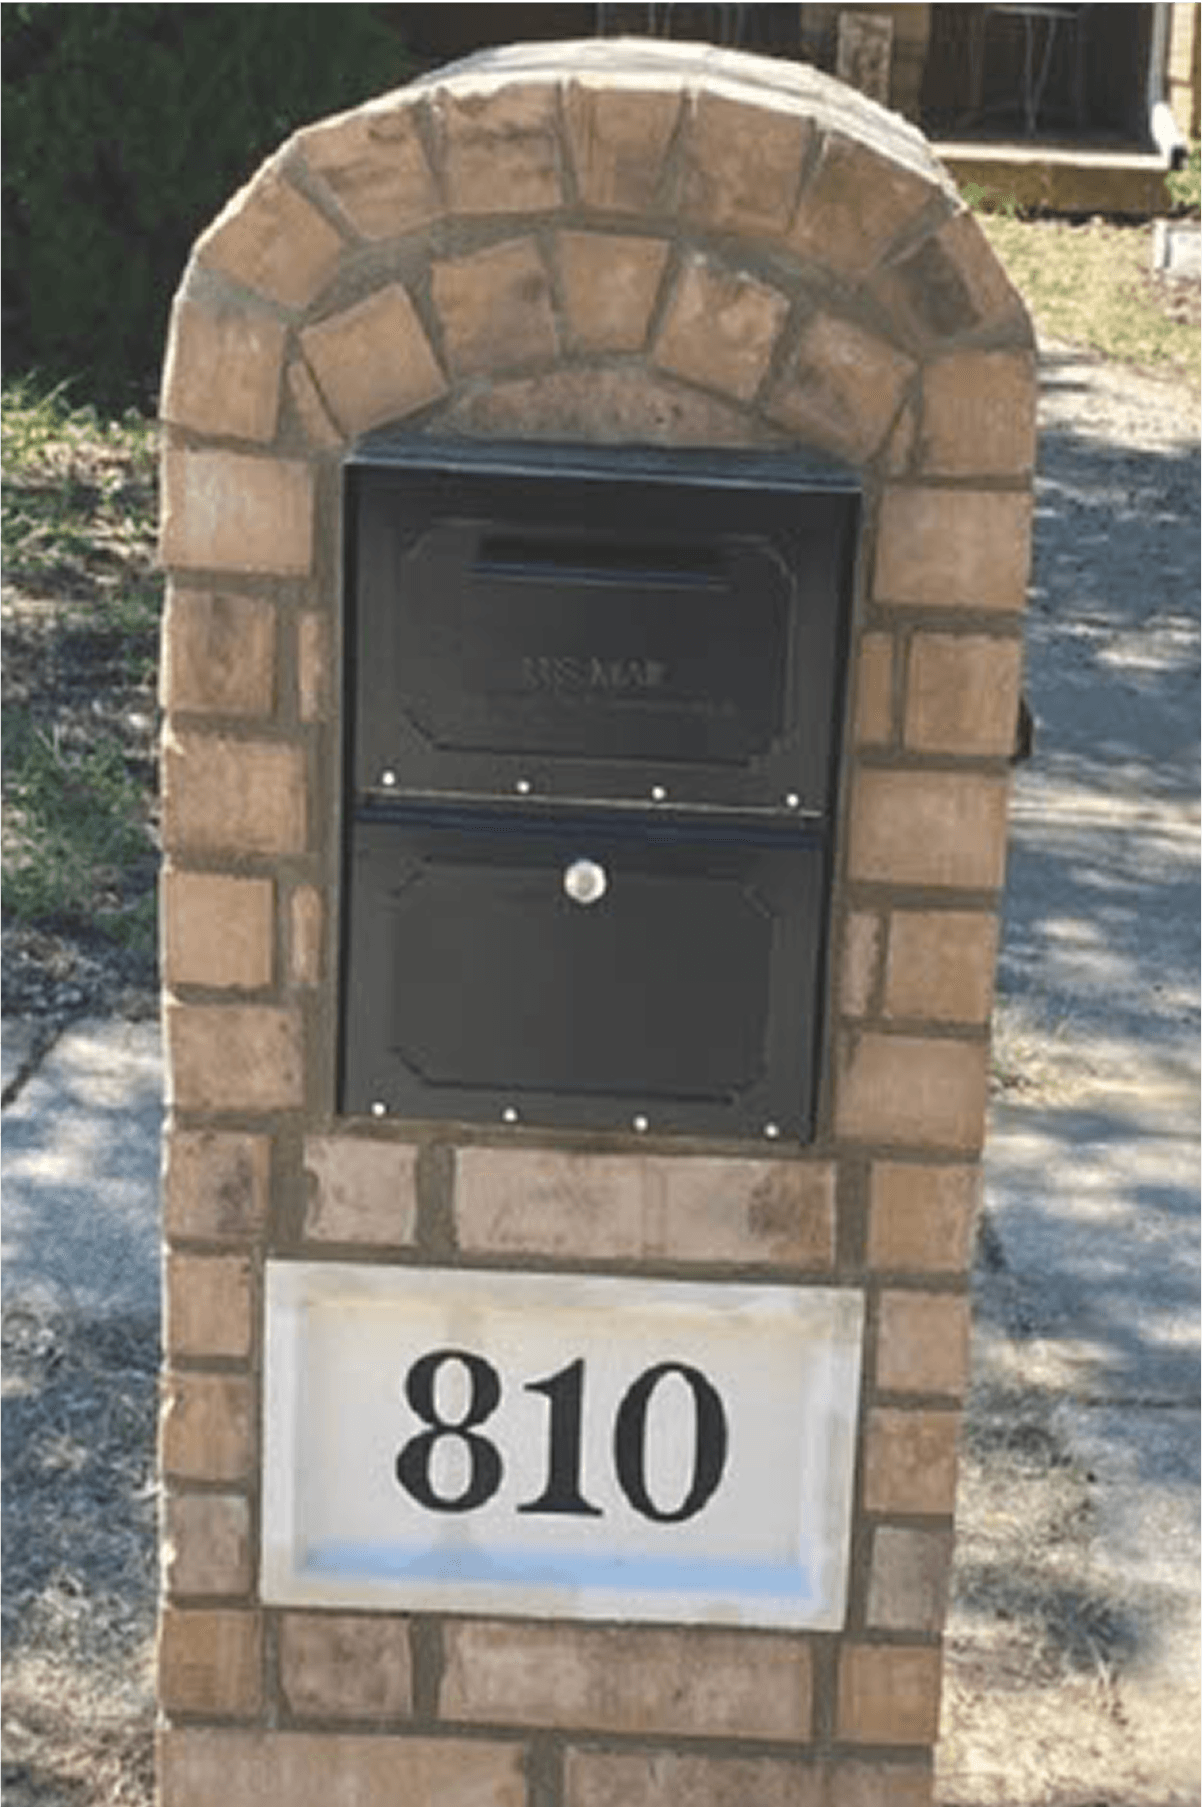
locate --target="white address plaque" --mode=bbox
[263,1261,864,1630]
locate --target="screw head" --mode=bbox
[650,785,667,802]
[515,779,532,795]
[633,1114,649,1133]
[502,1106,520,1124]
[764,1122,781,1139]
[371,1101,387,1118]
[381,770,397,788]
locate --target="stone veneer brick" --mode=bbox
[681,88,810,238]
[437,77,563,214]
[163,1492,254,1599]
[866,1525,954,1632]
[654,255,789,403]
[442,1622,812,1740]
[161,591,276,719]
[836,1645,943,1746]
[556,232,669,352]
[905,632,1024,757]
[769,314,916,462]
[884,910,999,1024]
[566,1749,826,1807]
[165,1253,254,1359]
[161,298,286,444]
[302,1136,419,1245]
[841,912,884,1017]
[160,451,314,576]
[195,168,344,309]
[867,1162,982,1273]
[836,1032,989,1150]
[456,1149,835,1266]
[161,1372,255,1483]
[301,286,446,436]
[159,1729,527,1807]
[158,1608,262,1717]
[432,238,558,376]
[166,1001,304,1113]
[875,208,1028,346]
[874,487,1032,612]
[853,633,895,747]
[161,731,306,858]
[162,870,274,992]
[163,1131,270,1245]
[920,350,1037,475]
[278,1614,413,1720]
[847,770,1010,891]
[790,133,938,278]
[296,613,329,722]
[876,1289,971,1396]
[564,76,683,212]
[863,1407,960,1514]
[289,885,324,986]
[297,99,440,240]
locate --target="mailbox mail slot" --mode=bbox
[339,440,859,1141]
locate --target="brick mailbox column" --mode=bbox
[157,39,1034,1807]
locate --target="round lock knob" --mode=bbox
[563,858,608,906]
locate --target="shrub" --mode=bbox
[2,5,412,411]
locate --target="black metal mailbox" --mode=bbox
[338,439,859,1142]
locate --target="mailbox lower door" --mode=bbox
[340,813,829,1141]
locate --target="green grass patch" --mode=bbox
[2,378,160,952]
[974,214,1200,388]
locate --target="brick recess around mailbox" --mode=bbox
[157,37,1035,1807]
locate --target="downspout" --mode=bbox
[1148,2,1189,169]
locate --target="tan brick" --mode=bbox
[442,1622,812,1741]
[159,1608,261,1718]
[874,487,1032,612]
[827,1762,934,1807]
[866,1525,954,1632]
[905,633,1024,758]
[286,358,342,451]
[654,256,788,404]
[565,76,682,212]
[853,632,894,748]
[791,135,937,279]
[290,885,323,986]
[863,1407,960,1514]
[161,590,276,718]
[442,365,778,449]
[159,1728,527,1807]
[298,99,440,240]
[557,231,668,352]
[303,1136,419,1246]
[162,297,286,443]
[681,88,810,238]
[163,1492,253,1598]
[161,730,306,858]
[836,1644,942,1746]
[846,770,1010,891]
[432,238,558,377]
[455,1149,834,1268]
[841,911,883,1018]
[161,449,314,576]
[877,1290,971,1396]
[836,1031,988,1150]
[567,1748,824,1807]
[195,167,344,309]
[875,209,1028,346]
[301,286,446,436]
[920,351,1037,476]
[297,611,329,722]
[885,910,999,1024]
[166,1253,254,1360]
[165,1000,304,1113]
[279,1614,413,1720]
[768,315,916,462]
[438,77,563,214]
[162,870,274,992]
[164,1131,270,1244]
[867,1163,981,1273]
[884,399,919,477]
[161,1371,256,1483]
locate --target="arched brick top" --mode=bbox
[160,37,1035,578]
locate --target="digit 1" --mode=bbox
[516,1358,603,1518]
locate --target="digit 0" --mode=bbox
[614,1361,728,1524]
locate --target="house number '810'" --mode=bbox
[395,1350,729,1524]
